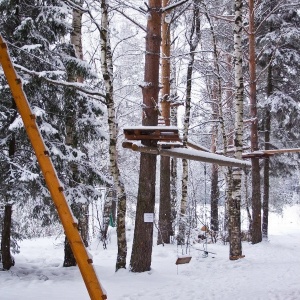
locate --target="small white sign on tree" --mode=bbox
[144,213,154,223]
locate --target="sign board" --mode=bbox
[144,213,154,223]
[175,256,192,265]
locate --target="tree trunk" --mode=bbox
[178,158,188,245]
[229,0,244,260]
[178,1,200,246]
[130,0,162,272]
[100,0,128,271]
[210,163,219,232]
[262,58,272,240]
[157,0,172,245]
[100,186,113,249]
[1,205,15,270]
[64,1,88,267]
[249,0,262,244]
[170,75,178,239]
[158,156,172,244]
[1,103,17,270]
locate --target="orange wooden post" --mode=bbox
[0,35,107,300]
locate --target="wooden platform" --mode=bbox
[123,126,180,141]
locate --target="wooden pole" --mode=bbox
[0,35,107,300]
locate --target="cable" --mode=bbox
[4,40,65,71]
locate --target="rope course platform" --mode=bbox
[123,126,180,142]
[123,126,251,168]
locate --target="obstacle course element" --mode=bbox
[0,35,107,300]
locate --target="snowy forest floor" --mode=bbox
[1,205,300,300]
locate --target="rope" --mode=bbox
[203,163,208,258]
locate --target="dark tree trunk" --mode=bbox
[130,0,162,272]
[157,0,172,246]
[63,237,76,267]
[249,0,262,244]
[158,156,172,244]
[210,163,219,232]
[1,205,15,270]
[262,58,272,240]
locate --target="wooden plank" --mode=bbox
[123,126,180,141]
[176,256,192,265]
[242,148,300,159]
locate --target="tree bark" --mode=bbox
[262,58,272,240]
[157,0,172,245]
[1,205,15,270]
[100,0,128,271]
[130,0,162,272]
[178,1,200,246]
[249,0,262,244]
[1,101,17,270]
[229,0,244,260]
[64,0,88,267]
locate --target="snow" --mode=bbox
[1,206,300,300]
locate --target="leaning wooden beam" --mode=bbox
[123,142,251,168]
[242,148,300,159]
[186,140,211,152]
[0,35,107,300]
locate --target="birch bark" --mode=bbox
[100,0,127,271]
[178,1,200,245]
[229,0,244,260]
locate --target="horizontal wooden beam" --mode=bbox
[242,148,300,159]
[123,142,251,168]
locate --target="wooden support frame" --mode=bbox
[0,35,107,300]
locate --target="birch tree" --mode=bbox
[229,0,244,260]
[177,0,200,246]
[100,0,128,271]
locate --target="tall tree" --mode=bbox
[229,0,244,260]
[158,0,172,245]
[100,0,128,271]
[248,0,262,244]
[130,0,162,273]
[177,0,200,246]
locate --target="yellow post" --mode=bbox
[0,35,107,300]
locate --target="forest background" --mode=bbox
[0,0,300,293]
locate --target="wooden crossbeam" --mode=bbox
[122,142,251,168]
[123,126,180,142]
[242,148,300,159]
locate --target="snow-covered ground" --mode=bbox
[1,205,300,300]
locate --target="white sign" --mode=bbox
[144,213,154,223]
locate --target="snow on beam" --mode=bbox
[123,142,251,168]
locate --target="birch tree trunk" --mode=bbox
[100,0,127,271]
[249,0,262,244]
[177,1,200,246]
[157,0,172,245]
[170,64,179,240]
[130,0,162,272]
[229,0,244,260]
